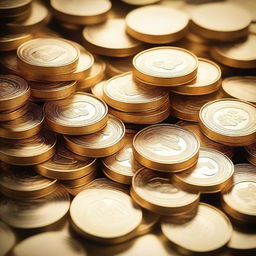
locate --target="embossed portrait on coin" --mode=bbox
[61,102,90,119]
[31,46,66,62]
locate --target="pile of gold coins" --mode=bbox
[0,0,256,255]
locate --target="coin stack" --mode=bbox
[1,0,256,255]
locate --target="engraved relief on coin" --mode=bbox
[191,158,218,178]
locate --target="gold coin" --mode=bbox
[30,81,77,100]
[36,145,97,180]
[125,5,189,44]
[12,232,87,256]
[82,18,144,57]
[190,2,251,41]
[91,80,106,99]
[250,23,256,35]
[173,148,234,193]
[161,203,232,253]
[170,91,221,122]
[133,124,200,172]
[77,56,106,90]
[70,184,142,242]
[171,58,222,95]
[222,181,256,223]
[121,0,160,5]
[0,102,44,139]
[0,163,57,199]
[0,128,56,165]
[64,115,125,157]
[105,56,133,77]
[0,33,33,51]
[211,35,256,69]
[222,76,256,104]
[109,100,170,125]
[17,38,80,75]
[0,74,30,111]
[199,99,256,146]
[0,0,32,16]
[232,163,256,184]
[0,103,29,121]
[5,1,49,33]
[177,121,234,159]
[133,46,198,86]
[44,92,108,135]
[102,134,142,185]
[0,221,16,256]
[103,72,169,112]
[51,0,111,25]
[244,144,256,166]
[131,168,199,215]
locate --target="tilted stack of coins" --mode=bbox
[0,0,256,255]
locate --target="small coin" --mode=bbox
[0,128,56,165]
[36,145,97,180]
[125,5,189,44]
[0,185,70,229]
[131,168,199,215]
[12,232,87,256]
[44,92,108,135]
[199,99,256,146]
[82,18,144,57]
[244,144,256,166]
[0,74,30,111]
[64,115,125,157]
[171,58,221,95]
[133,124,200,172]
[0,221,16,256]
[173,148,234,193]
[17,37,80,75]
[222,76,256,104]
[0,102,44,139]
[161,203,232,253]
[133,46,198,86]
[103,72,169,112]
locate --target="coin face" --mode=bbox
[0,186,70,229]
[222,76,256,104]
[161,203,232,253]
[133,46,198,86]
[132,168,199,214]
[173,148,234,193]
[44,92,108,135]
[125,5,188,44]
[70,187,142,239]
[17,38,80,73]
[0,221,16,256]
[172,58,221,95]
[199,99,256,145]
[103,72,168,112]
[91,80,106,99]
[133,124,200,172]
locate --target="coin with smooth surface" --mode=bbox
[199,99,256,146]
[64,115,125,157]
[171,58,221,95]
[91,80,106,99]
[0,33,33,51]
[131,168,199,215]
[0,185,70,229]
[133,124,200,172]
[0,221,16,256]
[44,92,108,135]
[0,74,30,111]
[82,18,144,57]
[133,46,198,86]
[161,203,232,253]
[103,72,169,112]
[222,76,256,104]
[0,129,56,165]
[126,5,188,44]
[173,148,234,193]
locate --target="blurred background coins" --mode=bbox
[244,144,256,166]
[44,92,108,135]
[17,38,80,75]
[50,0,111,25]
[132,47,198,86]
[125,5,189,44]
[133,124,200,172]
[0,33,33,51]
[190,2,252,41]
[82,18,144,57]
[131,168,199,216]
[199,99,256,146]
